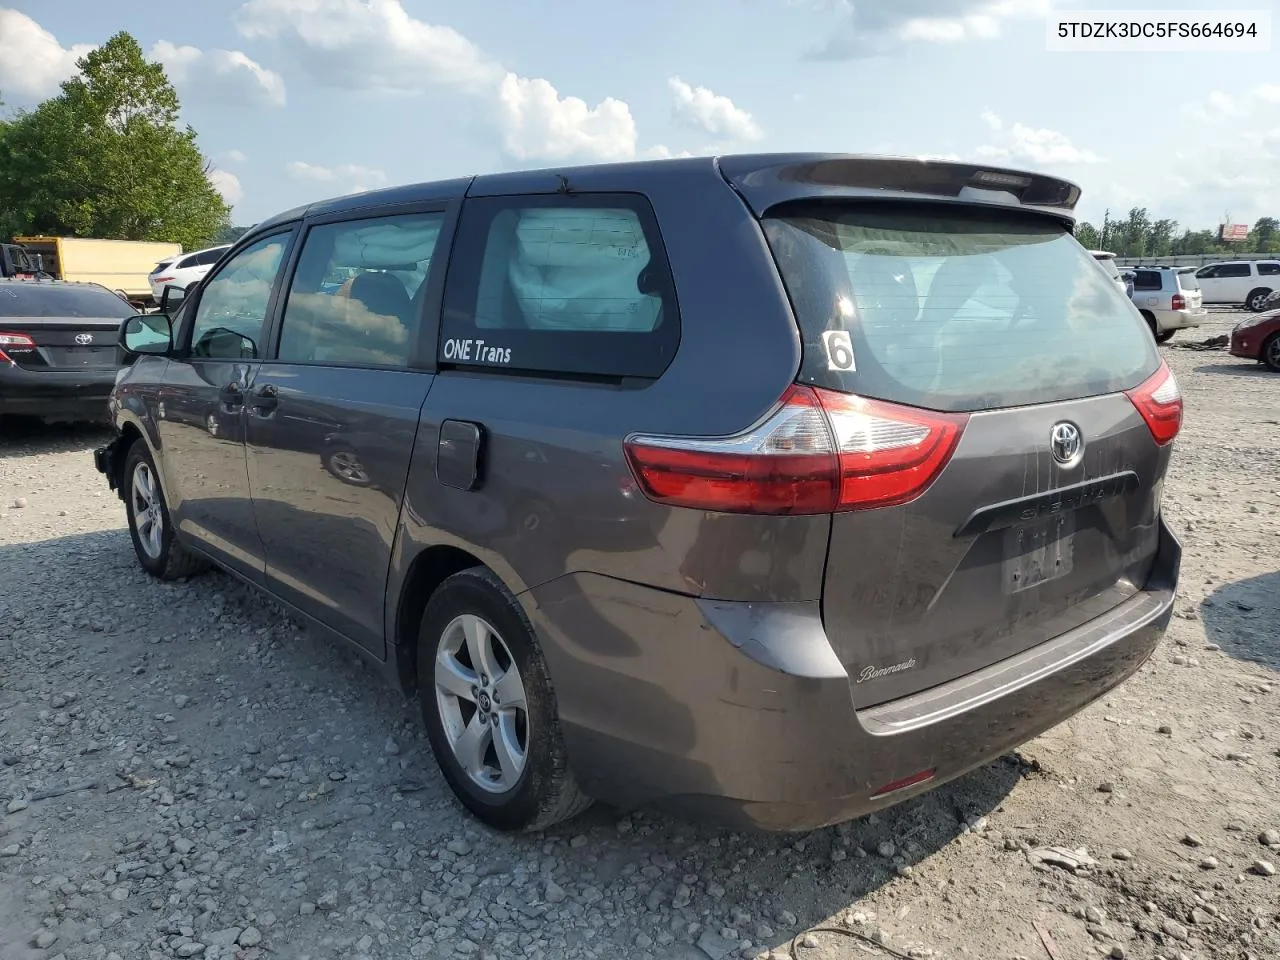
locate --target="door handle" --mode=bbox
[219,380,244,407]
[249,382,279,414]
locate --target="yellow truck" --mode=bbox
[13,236,183,306]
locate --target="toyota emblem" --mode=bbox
[1049,421,1083,466]
[74,333,94,345]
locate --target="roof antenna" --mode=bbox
[556,174,573,195]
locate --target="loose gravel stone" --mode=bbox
[237,927,262,947]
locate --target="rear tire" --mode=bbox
[123,439,209,581]
[1246,288,1272,312]
[417,567,592,832]
[1155,329,1174,344]
[1141,311,1162,341]
[1263,332,1280,372]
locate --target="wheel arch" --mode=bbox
[1246,286,1272,309]
[392,543,489,696]
[108,417,150,501]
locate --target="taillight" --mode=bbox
[624,385,968,515]
[154,276,174,284]
[1124,361,1182,445]
[1170,293,1186,311]
[0,331,36,364]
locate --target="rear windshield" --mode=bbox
[1177,269,1200,291]
[0,283,135,319]
[762,204,1158,412]
[1095,256,1122,281]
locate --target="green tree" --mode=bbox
[1250,216,1279,253]
[1148,218,1178,258]
[215,224,250,245]
[0,33,228,250]
[1075,221,1101,248]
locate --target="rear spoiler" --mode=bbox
[717,153,1082,226]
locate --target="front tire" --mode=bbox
[123,440,208,581]
[417,567,592,831]
[1263,332,1280,372]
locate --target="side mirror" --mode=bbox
[159,282,196,314]
[120,313,173,356]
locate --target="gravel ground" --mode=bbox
[1,309,1277,960]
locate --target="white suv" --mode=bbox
[1193,260,1280,312]
[1128,266,1205,342]
[147,245,230,301]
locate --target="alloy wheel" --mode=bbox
[131,462,164,560]
[434,614,529,793]
[1266,336,1280,370]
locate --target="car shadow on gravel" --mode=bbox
[0,527,1026,960]
[0,418,112,460]
[1191,361,1276,379]
[1201,571,1280,671]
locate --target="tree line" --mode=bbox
[0,32,230,252]
[1075,209,1280,258]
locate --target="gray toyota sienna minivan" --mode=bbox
[94,154,1182,832]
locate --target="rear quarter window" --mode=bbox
[440,193,679,379]
[1133,270,1164,292]
[762,203,1158,412]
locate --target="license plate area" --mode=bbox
[1003,512,1075,593]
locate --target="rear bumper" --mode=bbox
[526,517,1180,831]
[0,364,117,421]
[1155,308,1204,332]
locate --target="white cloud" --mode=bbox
[0,9,94,103]
[810,0,1052,57]
[1186,84,1280,121]
[642,145,697,160]
[1257,84,1280,105]
[235,0,647,163]
[498,74,636,162]
[224,149,248,163]
[975,113,1102,166]
[237,0,499,94]
[209,169,244,206]
[151,41,286,108]
[667,77,763,142]
[286,160,388,193]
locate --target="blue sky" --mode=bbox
[2,0,1278,233]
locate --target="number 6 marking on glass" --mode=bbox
[822,330,856,372]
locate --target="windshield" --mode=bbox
[762,203,1157,412]
[0,282,135,319]
[1177,269,1201,291]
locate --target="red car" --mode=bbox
[1230,310,1280,371]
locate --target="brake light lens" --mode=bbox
[1124,361,1182,445]
[1170,293,1186,311]
[820,390,969,511]
[0,331,36,364]
[624,385,968,515]
[154,276,174,285]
